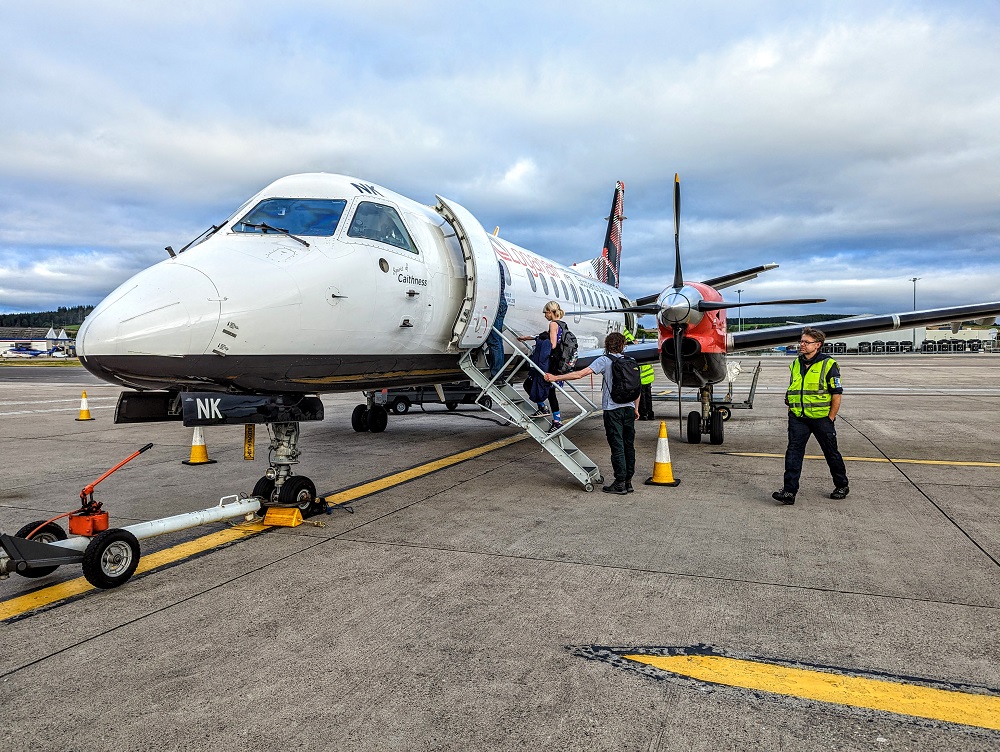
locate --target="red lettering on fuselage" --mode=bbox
[488,236,563,278]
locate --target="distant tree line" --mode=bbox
[0,306,95,328]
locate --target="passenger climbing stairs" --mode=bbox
[459,330,604,491]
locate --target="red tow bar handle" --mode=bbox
[79,443,155,503]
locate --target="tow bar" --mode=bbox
[0,444,260,589]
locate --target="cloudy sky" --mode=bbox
[1,1,998,318]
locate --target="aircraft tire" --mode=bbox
[279,476,318,515]
[686,411,702,444]
[368,405,388,433]
[390,398,410,415]
[13,520,68,578]
[351,405,370,432]
[717,406,732,422]
[82,528,140,589]
[252,477,276,513]
[479,396,493,410]
[446,401,458,411]
[709,410,725,445]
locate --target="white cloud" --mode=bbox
[1,2,999,315]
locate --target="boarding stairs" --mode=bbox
[459,329,604,491]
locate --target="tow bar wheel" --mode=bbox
[82,528,140,589]
[13,520,68,578]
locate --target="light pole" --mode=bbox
[909,277,920,348]
[736,288,744,332]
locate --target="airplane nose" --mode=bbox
[79,262,222,360]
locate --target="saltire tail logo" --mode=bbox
[595,181,625,288]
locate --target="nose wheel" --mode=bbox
[251,421,326,518]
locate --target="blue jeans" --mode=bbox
[603,407,636,483]
[783,413,849,494]
[486,297,508,378]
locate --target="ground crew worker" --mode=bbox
[772,327,849,505]
[624,330,655,420]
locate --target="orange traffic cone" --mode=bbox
[644,420,680,486]
[75,390,95,421]
[182,426,217,465]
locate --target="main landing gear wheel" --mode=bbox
[446,401,458,411]
[709,409,725,445]
[479,395,493,410]
[686,411,702,444]
[390,398,410,415]
[717,406,732,422]
[368,405,388,433]
[351,405,370,432]
[82,528,140,589]
[278,476,319,516]
[13,520,67,578]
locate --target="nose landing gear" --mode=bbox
[252,422,327,518]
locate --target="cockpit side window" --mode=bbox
[233,198,347,236]
[348,202,417,253]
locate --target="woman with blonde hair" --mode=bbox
[518,301,566,431]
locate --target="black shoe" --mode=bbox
[625,481,634,493]
[772,490,795,505]
[830,486,850,500]
[603,481,628,495]
[546,421,563,434]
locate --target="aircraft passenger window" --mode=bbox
[234,198,347,236]
[560,280,569,300]
[570,284,578,304]
[499,260,512,287]
[540,274,549,295]
[348,202,417,253]
[527,272,537,292]
[550,277,560,298]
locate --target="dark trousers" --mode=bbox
[485,298,508,378]
[783,413,849,494]
[638,384,654,420]
[547,386,560,413]
[603,407,636,482]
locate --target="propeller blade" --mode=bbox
[672,322,686,435]
[672,174,684,290]
[571,305,662,316]
[697,298,826,312]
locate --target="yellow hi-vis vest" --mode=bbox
[623,331,654,384]
[787,356,837,418]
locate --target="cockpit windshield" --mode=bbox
[233,198,348,236]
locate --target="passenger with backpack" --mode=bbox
[544,331,641,494]
[518,301,571,432]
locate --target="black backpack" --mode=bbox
[610,354,642,403]
[550,321,579,375]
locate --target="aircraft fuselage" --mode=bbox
[78,174,632,394]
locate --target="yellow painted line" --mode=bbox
[727,452,1000,467]
[323,433,529,506]
[0,524,268,622]
[2,434,528,620]
[625,653,1000,730]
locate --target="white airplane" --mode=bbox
[78,172,1000,507]
[78,174,633,508]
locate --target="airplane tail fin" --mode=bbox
[596,181,625,288]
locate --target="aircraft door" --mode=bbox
[434,196,501,351]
